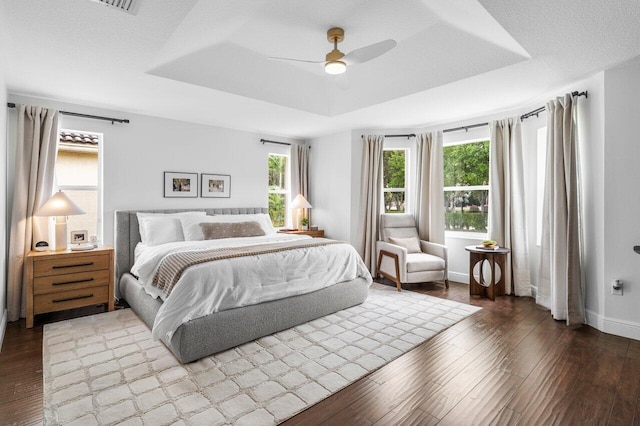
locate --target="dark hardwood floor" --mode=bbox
[2,281,639,425]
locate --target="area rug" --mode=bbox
[43,283,481,425]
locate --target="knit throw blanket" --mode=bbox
[151,238,344,298]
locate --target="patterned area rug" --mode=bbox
[43,283,481,425]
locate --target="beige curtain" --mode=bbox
[7,105,58,321]
[357,135,384,272]
[413,132,445,244]
[488,118,531,296]
[537,93,585,325]
[290,144,309,227]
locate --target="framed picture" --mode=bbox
[201,174,231,198]
[70,230,88,244]
[164,172,198,198]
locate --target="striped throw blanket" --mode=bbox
[151,238,345,298]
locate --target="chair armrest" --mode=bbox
[377,241,408,265]
[420,240,448,280]
[420,241,446,259]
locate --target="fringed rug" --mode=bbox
[43,283,481,425]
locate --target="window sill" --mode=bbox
[445,231,488,240]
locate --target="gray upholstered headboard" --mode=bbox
[114,208,269,282]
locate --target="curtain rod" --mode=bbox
[360,133,416,139]
[521,91,588,120]
[442,122,488,134]
[261,138,290,146]
[7,102,130,124]
[260,138,310,149]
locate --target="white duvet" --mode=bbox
[130,234,372,341]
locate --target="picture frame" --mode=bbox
[164,172,198,198]
[201,173,231,198]
[70,230,88,244]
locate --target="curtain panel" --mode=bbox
[290,144,310,228]
[413,132,445,244]
[7,105,58,321]
[488,118,531,296]
[537,93,585,325]
[357,135,384,272]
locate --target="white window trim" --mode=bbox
[267,152,291,229]
[382,146,411,214]
[56,129,103,243]
[443,136,489,238]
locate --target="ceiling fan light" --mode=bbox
[325,60,346,75]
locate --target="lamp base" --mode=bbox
[54,216,68,251]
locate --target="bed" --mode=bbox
[114,207,371,363]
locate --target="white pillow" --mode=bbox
[180,214,276,241]
[388,236,422,253]
[136,212,206,246]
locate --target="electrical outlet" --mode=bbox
[611,279,623,296]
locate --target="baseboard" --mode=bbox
[586,309,640,340]
[449,271,468,285]
[0,309,7,352]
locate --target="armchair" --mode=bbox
[376,213,449,291]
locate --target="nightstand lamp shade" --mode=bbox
[35,191,85,250]
[290,194,312,231]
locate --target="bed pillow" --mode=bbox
[388,236,422,253]
[180,214,276,241]
[137,211,206,246]
[201,221,266,240]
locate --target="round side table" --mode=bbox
[465,245,510,301]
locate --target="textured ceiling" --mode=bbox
[1,0,639,138]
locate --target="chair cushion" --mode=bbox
[406,253,446,272]
[389,236,422,253]
[380,213,419,241]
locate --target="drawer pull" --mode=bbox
[52,262,94,269]
[52,294,94,303]
[52,278,95,286]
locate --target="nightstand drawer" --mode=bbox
[33,253,110,277]
[34,285,109,314]
[33,269,111,295]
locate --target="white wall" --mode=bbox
[7,95,301,249]
[601,57,640,339]
[577,73,606,331]
[0,72,7,349]
[308,131,352,241]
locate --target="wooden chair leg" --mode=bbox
[377,250,402,291]
[444,279,450,289]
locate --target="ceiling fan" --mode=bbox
[269,27,397,75]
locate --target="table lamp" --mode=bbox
[290,194,312,230]
[35,191,85,250]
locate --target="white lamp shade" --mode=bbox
[325,60,346,75]
[35,191,85,217]
[290,194,312,209]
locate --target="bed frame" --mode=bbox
[114,208,370,363]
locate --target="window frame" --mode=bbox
[443,136,490,239]
[56,129,103,243]
[536,126,547,246]
[267,152,291,229]
[382,136,414,214]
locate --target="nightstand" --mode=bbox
[278,229,325,238]
[25,246,114,328]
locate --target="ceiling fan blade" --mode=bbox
[343,39,397,65]
[268,56,324,64]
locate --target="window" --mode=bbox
[536,127,547,245]
[268,153,289,227]
[383,149,408,213]
[56,130,102,241]
[443,139,490,234]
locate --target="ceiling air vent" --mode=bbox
[91,0,141,15]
